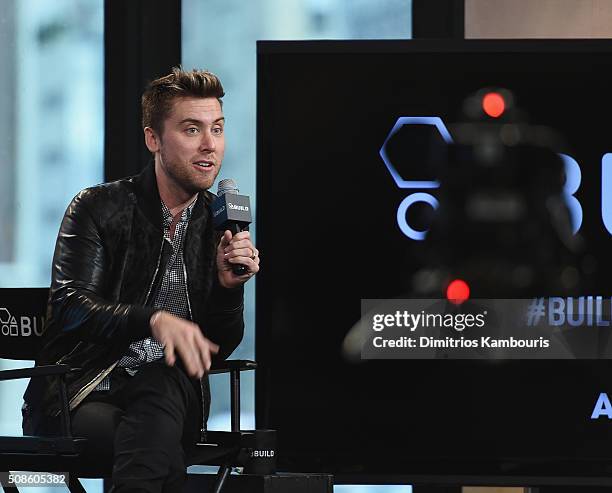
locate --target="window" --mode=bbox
[0,2,103,491]
[0,0,104,290]
[182,1,411,490]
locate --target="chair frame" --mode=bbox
[0,359,257,493]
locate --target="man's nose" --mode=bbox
[199,130,216,152]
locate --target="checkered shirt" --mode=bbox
[94,198,196,391]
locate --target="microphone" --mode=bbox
[211,179,252,276]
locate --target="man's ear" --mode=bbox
[144,127,160,153]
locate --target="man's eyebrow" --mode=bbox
[177,117,225,125]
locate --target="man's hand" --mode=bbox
[217,230,260,288]
[149,311,219,378]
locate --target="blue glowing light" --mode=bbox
[379,117,453,189]
[591,392,612,419]
[601,153,612,236]
[559,153,582,234]
[396,193,439,241]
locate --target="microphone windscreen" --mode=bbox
[217,178,239,197]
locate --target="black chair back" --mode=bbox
[0,288,48,361]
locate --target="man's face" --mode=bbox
[146,96,225,195]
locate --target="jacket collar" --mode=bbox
[132,162,163,229]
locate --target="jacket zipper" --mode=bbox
[181,221,207,440]
[61,237,166,415]
[144,236,166,306]
[182,261,194,321]
[55,342,83,364]
[68,361,118,410]
[183,260,207,440]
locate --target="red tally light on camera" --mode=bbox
[446,279,470,305]
[482,92,505,118]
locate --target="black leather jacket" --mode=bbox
[23,164,244,429]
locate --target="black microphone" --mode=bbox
[211,179,252,276]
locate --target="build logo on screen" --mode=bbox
[380,117,612,241]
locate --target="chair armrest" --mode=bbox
[207,360,257,433]
[0,363,73,381]
[209,359,257,374]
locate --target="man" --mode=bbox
[22,67,258,491]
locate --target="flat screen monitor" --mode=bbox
[255,40,612,482]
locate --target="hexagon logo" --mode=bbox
[379,116,453,240]
[379,116,453,189]
[0,307,11,325]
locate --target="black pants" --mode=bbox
[36,361,203,493]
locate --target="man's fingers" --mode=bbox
[218,230,233,250]
[155,312,219,378]
[225,239,253,252]
[231,231,250,241]
[164,340,176,367]
[227,255,260,274]
[201,350,211,373]
[225,247,256,259]
[194,333,220,373]
[193,332,209,373]
[172,327,204,377]
[224,237,258,266]
[176,341,204,378]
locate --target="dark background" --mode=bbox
[256,40,612,478]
